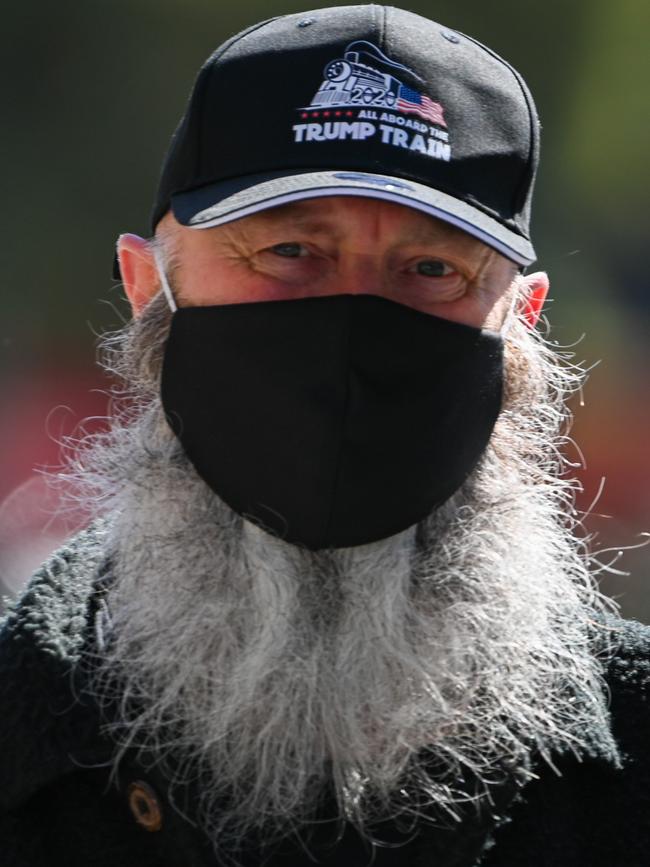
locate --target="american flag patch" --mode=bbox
[397,86,447,128]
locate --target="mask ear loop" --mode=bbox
[152,245,178,313]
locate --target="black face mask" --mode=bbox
[160,294,503,550]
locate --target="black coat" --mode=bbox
[2,525,649,866]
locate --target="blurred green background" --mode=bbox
[1,0,648,616]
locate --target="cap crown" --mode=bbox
[153,5,539,250]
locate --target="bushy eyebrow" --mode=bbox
[403,221,473,246]
[248,201,479,250]
[248,203,341,237]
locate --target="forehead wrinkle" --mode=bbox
[242,202,344,238]
[239,199,456,242]
[404,218,488,253]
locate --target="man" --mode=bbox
[1,5,649,866]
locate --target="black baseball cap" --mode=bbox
[150,4,540,266]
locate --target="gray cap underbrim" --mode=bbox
[171,170,536,267]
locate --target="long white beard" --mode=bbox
[71,294,620,856]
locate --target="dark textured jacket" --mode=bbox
[1,525,649,866]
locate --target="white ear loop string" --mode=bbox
[153,244,178,313]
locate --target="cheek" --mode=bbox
[393,274,466,308]
[481,292,514,330]
[251,251,334,287]
[176,257,277,305]
[412,290,508,328]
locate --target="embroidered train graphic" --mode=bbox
[308,41,446,127]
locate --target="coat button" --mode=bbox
[127,780,163,832]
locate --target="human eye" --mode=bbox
[410,258,456,278]
[268,242,309,258]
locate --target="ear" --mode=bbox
[519,271,549,329]
[116,233,159,317]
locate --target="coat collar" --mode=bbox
[0,523,114,810]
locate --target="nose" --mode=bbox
[320,249,386,298]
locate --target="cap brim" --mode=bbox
[171,169,536,267]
